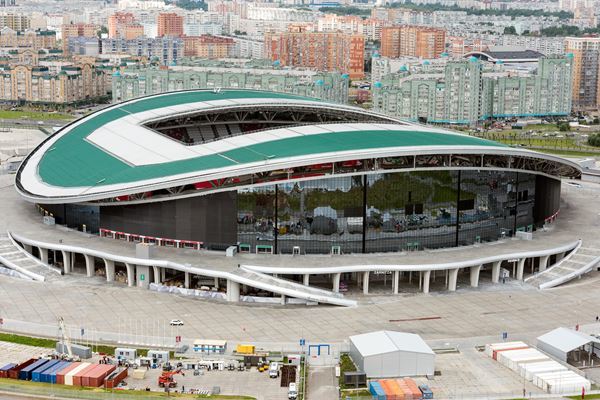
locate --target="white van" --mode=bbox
[288,382,298,399]
[268,362,279,378]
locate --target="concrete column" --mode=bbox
[184,272,190,289]
[136,265,150,289]
[61,251,71,274]
[517,258,526,280]
[227,280,240,302]
[161,268,166,282]
[491,260,501,283]
[153,266,160,284]
[23,244,33,254]
[84,254,94,277]
[125,263,135,287]
[470,264,482,288]
[104,259,115,282]
[393,271,400,294]
[422,270,431,294]
[280,294,286,305]
[303,274,310,286]
[539,255,550,272]
[408,271,412,284]
[362,271,369,294]
[332,273,341,293]
[357,272,362,287]
[448,268,458,292]
[38,247,48,264]
[418,271,422,290]
[214,277,220,289]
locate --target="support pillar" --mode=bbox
[470,265,482,288]
[303,274,310,286]
[539,255,549,272]
[161,268,166,282]
[280,294,286,305]
[333,273,341,293]
[136,265,150,289]
[393,271,399,294]
[153,266,160,284]
[104,259,115,282]
[38,247,48,264]
[362,271,369,294]
[448,268,458,292]
[419,271,422,290]
[61,251,71,274]
[125,263,135,287]
[517,258,526,280]
[84,254,94,277]
[226,280,240,302]
[423,270,431,294]
[491,261,501,283]
[184,272,190,289]
[214,277,219,289]
[409,271,412,284]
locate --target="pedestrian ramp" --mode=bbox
[525,242,600,289]
[0,232,59,282]
[232,267,357,307]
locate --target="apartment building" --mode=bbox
[108,12,144,40]
[0,13,29,31]
[0,28,56,50]
[157,12,183,37]
[265,30,365,79]
[183,35,233,58]
[381,26,446,59]
[565,36,600,111]
[101,36,183,65]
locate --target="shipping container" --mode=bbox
[387,380,405,400]
[236,344,255,354]
[44,361,70,384]
[56,362,81,385]
[0,363,16,378]
[64,363,90,386]
[104,368,128,389]
[87,364,116,387]
[80,364,102,387]
[19,359,49,381]
[419,384,434,399]
[533,370,590,393]
[72,363,97,386]
[397,379,413,400]
[31,359,60,382]
[497,348,548,371]
[403,378,423,399]
[485,341,528,358]
[492,346,530,361]
[378,379,399,400]
[369,381,387,400]
[8,359,36,379]
[519,360,566,381]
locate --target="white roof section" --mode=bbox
[350,330,434,357]
[537,327,599,353]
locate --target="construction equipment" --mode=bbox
[57,317,73,358]
[158,369,183,388]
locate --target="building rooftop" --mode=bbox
[350,330,434,357]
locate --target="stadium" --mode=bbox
[16,89,580,256]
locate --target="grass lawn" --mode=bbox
[531,148,600,157]
[0,110,73,120]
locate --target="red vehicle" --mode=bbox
[158,369,183,388]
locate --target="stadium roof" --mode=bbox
[16,89,581,204]
[464,46,545,63]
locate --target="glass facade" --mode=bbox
[237,170,541,254]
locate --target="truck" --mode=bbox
[288,382,298,399]
[268,362,279,378]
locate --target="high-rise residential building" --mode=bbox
[62,23,98,53]
[265,31,365,79]
[565,37,600,111]
[0,62,107,103]
[108,12,144,40]
[111,59,349,104]
[157,13,183,37]
[315,15,389,41]
[373,56,572,124]
[380,26,446,59]
[183,35,233,58]
[0,0,16,7]
[101,36,183,66]
[0,27,56,49]
[0,13,29,31]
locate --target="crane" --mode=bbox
[158,369,184,388]
[57,316,73,358]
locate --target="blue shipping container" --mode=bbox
[369,381,387,400]
[0,363,16,372]
[19,359,49,380]
[46,361,70,384]
[31,359,60,382]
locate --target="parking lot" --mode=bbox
[123,361,291,399]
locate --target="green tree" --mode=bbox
[558,122,571,132]
[97,26,108,38]
[503,26,517,35]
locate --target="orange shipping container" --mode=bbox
[397,379,413,400]
[73,364,99,386]
[88,365,116,387]
[387,379,405,400]
[403,378,422,399]
[378,379,399,400]
[56,362,81,385]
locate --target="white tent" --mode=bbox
[349,330,435,378]
[537,327,600,362]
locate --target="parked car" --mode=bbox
[169,319,184,326]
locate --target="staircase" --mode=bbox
[526,242,600,289]
[0,233,59,281]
